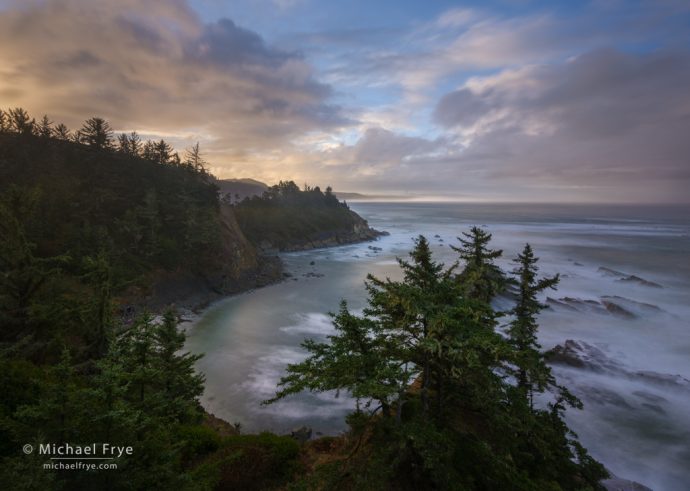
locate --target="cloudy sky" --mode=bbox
[1,0,689,202]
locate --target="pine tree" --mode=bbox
[154,310,204,422]
[8,108,34,135]
[184,142,207,172]
[82,251,115,358]
[0,109,8,133]
[37,115,52,138]
[53,123,71,140]
[452,226,505,302]
[266,301,412,420]
[507,243,559,408]
[78,117,113,150]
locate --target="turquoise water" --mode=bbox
[185,202,690,490]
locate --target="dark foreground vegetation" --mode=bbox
[1,108,606,489]
[266,230,608,490]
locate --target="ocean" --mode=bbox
[184,202,690,491]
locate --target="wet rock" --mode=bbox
[601,300,637,319]
[600,296,661,315]
[617,275,663,288]
[598,266,663,288]
[598,267,627,277]
[546,297,581,312]
[290,426,312,443]
[548,340,690,392]
[546,340,621,372]
[634,371,690,389]
[581,385,633,409]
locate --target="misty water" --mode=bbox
[185,202,690,491]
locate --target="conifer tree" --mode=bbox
[507,243,559,408]
[37,115,52,138]
[184,142,207,172]
[78,117,113,150]
[154,310,204,421]
[452,226,505,302]
[53,123,71,140]
[8,108,34,135]
[0,109,8,133]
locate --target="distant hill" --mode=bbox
[216,178,268,201]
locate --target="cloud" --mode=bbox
[429,48,690,201]
[0,0,348,153]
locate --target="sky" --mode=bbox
[0,0,689,202]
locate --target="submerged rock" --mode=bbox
[547,340,690,391]
[598,267,627,277]
[546,340,622,372]
[597,267,663,288]
[617,275,663,288]
[601,300,637,319]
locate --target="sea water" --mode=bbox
[184,202,690,491]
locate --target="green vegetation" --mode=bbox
[233,180,364,249]
[267,232,608,490]
[0,107,606,490]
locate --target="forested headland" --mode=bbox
[1,108,607,490]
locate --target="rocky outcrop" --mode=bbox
[142,204,284,311]
[545,295,663,319]
[546,339,690,391]
[265,210,388,252]
[597,267,663,288]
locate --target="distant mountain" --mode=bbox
[216,178,268,200]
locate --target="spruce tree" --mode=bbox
[452,226,505,302]
[507,243,559,408]
[78,117,113,150]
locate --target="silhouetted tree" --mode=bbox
[0,109,10,133]
[37,115,53,138]
[184,142,207,172]
[78,117,113,150]
[53,123,71,141]
[8,108,34,135]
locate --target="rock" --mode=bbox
[546,340,617,371]
[598,267,627,277]
[601,477,653,491]
[601,300,637,319]
[548,340,690,392]
[634,371,690,389]
[598,267,663,288]
[309,261,315,265]
[617,275,663,288]
[290,426,312,443]
[546,297,581,312]
[580,385,633,408]
[600,296,661,315]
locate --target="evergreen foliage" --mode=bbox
[269,232,608,490]
[233,180,356,249]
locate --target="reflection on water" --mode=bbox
[185,202,690,491]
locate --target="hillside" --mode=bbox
[234,181,385,251]
[216,177,268,202]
